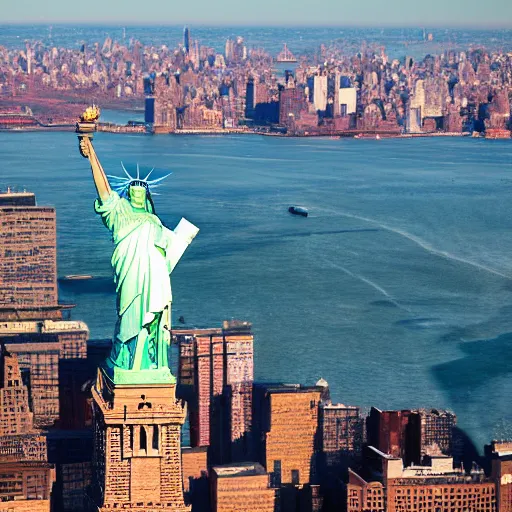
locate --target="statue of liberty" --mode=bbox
[77,108,198,383]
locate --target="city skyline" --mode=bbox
[3,0,512,27]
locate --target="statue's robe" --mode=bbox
[95,191,198,369]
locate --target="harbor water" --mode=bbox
[1,131,511,450]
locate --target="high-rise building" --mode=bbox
[313,75,328,112]
[279,85,307,127]
[366,407,415,462]
[245,77,256,119]
[0,191,57,315]
[176,322,254,464]
[367,407,457,467]
[0,347,55,510]
[0,190,89,428]
[253,383,322,486]
[320,402,364,471]
[183,26,190,54]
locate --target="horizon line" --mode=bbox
[2,21,512,29]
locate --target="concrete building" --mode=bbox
[211,462,277,512]
[279,85,308,128]
[338,87,357,117]
[313,75,327,112]
[366,408,415,462]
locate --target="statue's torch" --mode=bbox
[77,105,100,158]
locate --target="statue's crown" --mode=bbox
[107,163,171,197]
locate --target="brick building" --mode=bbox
[253,383,322,486]
[0,347,55,511]
[0,191,57,313]
[210,462,277,512]
[320,402,364,466]
[0,320,89,428]
[279,85,308,128]
[176,321,254,464]
[348,448,496,512]
[491,441,512,512]
[367,407,456,466]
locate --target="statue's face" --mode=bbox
[129,186,147,209]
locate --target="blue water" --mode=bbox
[1,132,512,450]
[1,25,512,60]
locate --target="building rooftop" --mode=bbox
[0,190,36,207]
[254,382,323,394]
[212,462,267,478]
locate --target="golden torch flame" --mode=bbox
[80,105,101,123]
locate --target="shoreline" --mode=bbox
[0,125,507,140]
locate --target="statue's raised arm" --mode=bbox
[77,106,111,202]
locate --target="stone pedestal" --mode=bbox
[89,368,191,511]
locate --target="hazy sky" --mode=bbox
[3,0,512,26]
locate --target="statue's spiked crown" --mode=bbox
[108,163,172,197]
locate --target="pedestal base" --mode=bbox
[102,359,176,386]
[90,367,190,512]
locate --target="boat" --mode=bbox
[276,43,297,63]
[62,274,93,280]
[288,206,308,217]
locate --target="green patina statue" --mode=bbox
[77,111,198,383]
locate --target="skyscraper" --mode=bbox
[176,321,254,464]
[183,26,190,55]
[0,190,57,315]
[252,383,322,486]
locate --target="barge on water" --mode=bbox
[288,206,308,217]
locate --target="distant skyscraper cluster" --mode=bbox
[1,28,510,137]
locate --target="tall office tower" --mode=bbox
[366,407,417,463]
[348,450,496,512]
[0,190,57,315]
[89,372,190,512]
[211,463,277,512]
[245,77,256,118]
[252,383,322,486]
[333,71,341,117]
[176,321,254,464]
[418,408,456,460]
[367,407,457,467]
[0,190,89,428]
[0,347,54,510]
[313,75,328,111]
[320,402,364,470]
[183,26,190,54]
[279,85,308,127]
[225,38,234,62]
[490,441,512,512]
